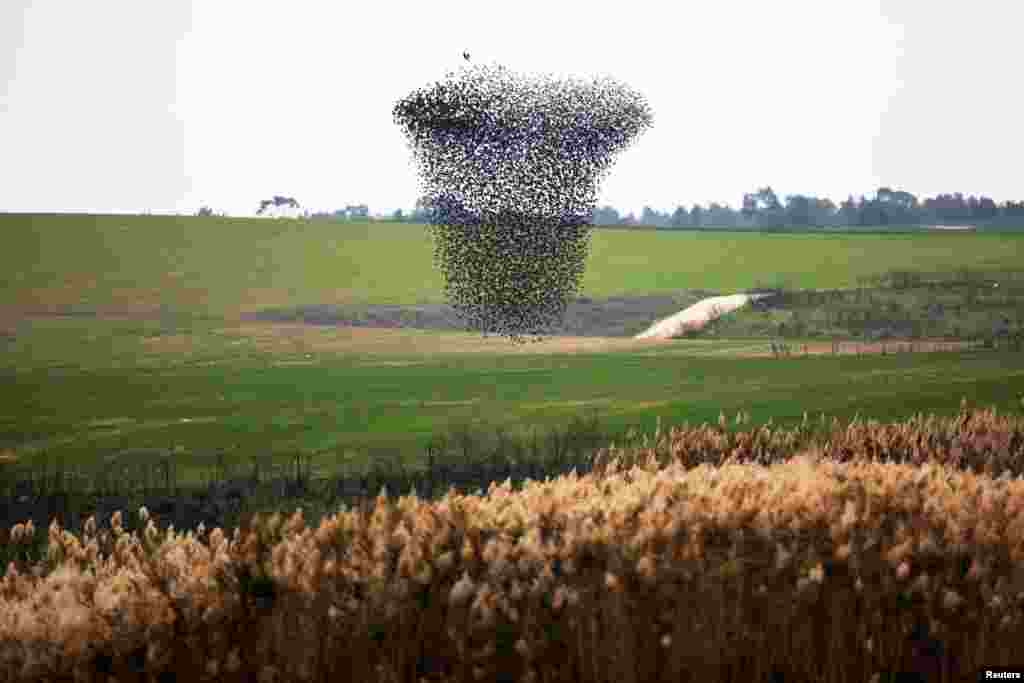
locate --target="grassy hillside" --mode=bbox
[2,213,1021,317]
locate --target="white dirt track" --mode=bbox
[634,293,773,340]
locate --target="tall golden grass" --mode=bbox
[2,401,1023,682]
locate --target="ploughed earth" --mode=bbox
[235,289,745,338]
[0,289,980,356]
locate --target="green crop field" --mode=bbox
[6,315,1021,483]
[2,212,1024,494]
[2,213,1021,315]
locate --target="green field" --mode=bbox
[2,213,1024,492]
[3,213,1022,314]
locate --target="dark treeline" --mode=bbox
[383,187,1024,230]
[210,187,1023,229]
[591,186,1024,230]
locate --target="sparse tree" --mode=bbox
[810,197,837,226]
[785,195,813,227]
[590,205,621,226]
[750,187,786,227]
[690,204,704,228]
[872,187,919,225]
[974,196,999,220]
[257,196,301,216]
[345,204,369,219]
[670,205,690,228]
[1003,200,1024,217]
[411,195,436,223]
[640,205,670,228]
[706,202,738,228]
[838,195,859,226]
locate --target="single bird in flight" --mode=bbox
[463,51,471,62]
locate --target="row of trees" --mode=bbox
[195,197,302,217]
[599,187,1024,229]
[194,199,368,220]
[307,205,369,220]
[388,188,1024,229]
[194,187,1024,228]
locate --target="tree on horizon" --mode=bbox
[257,196,301,216]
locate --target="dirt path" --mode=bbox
[635,293,773,339]
[190,323,679,356]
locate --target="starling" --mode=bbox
[393,61,652,344]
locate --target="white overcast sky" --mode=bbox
[1,0,1021,217]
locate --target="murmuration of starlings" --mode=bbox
[393,60,653,344]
